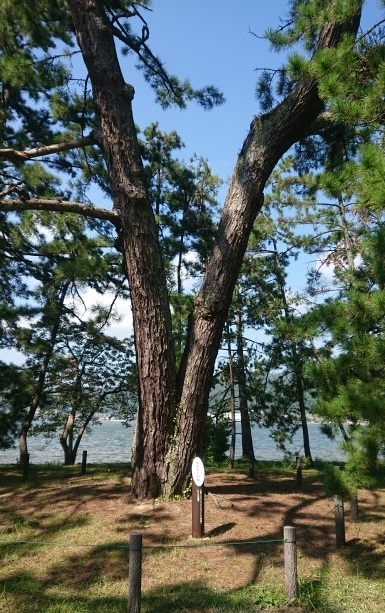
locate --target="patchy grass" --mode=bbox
[0,461,384,612]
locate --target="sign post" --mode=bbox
[191,456,205,538]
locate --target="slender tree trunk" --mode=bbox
[294,361,312,462]
[67,1,361,498]
[225,323,237,468]
[19,282,70,461]
[338,420,350,442]
[235,303,255,461]
[339,195,356,270]
[272,240,313,463]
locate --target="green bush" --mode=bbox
[203,416,231,464]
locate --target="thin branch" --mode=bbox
[357,17,385,43]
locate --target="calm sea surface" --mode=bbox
[0,420,345,465]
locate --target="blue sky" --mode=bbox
[120,0,291,190]
[116,0,381,198]
[115,0,382,299]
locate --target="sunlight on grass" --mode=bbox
[319,564,385,613]
[1,462,385,613]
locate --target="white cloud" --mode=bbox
[72,288,133,340]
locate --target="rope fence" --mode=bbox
[0,495,351,612]
[2,456,358,612]
[0,536,284,549]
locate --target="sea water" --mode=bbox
[0,420,345,465]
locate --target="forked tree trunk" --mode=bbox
[60,412,77,465]
[60,408,97,465]
[68,1,361,498]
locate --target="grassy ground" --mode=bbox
[0,461,384,612]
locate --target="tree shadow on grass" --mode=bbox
[1,571,126,613]
[142,579,281,613]
[1,572,301,613]
[343,538,385,580]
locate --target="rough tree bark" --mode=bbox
[164,15,362,496]
[67,0,177,498]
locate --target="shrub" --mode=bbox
[204,416,231,464]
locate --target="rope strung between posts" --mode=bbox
[0,536,284,550]
[0,500,341,550]
[294,502,336,539]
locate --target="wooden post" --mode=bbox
[284,526,298,602]
[81,450,87,475]
[295,456,302,488]
[191,457,205,538]
[22,453,30,482]
[334,495,346,548]
[192,479,205,538]
[128,532,142,613]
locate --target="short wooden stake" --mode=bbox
[128,532,142,613]
[22,453,30,482]
[295,456,302,488]
[334,495,346,548]
[81,450,87,475]
[284,526,298,602]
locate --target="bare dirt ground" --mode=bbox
[126,469,384,593]
[1,465,384,612]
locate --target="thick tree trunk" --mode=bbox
[165,17,360,495]
[59,439,77,465]
[60,412,76,465]
[67,0,176,498]
[67,1,361,498]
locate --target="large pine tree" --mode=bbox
[0,1,364,497]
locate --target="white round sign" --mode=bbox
[191,456,205,487]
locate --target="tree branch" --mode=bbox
[0,197,119,223]
[0,134,98,162]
